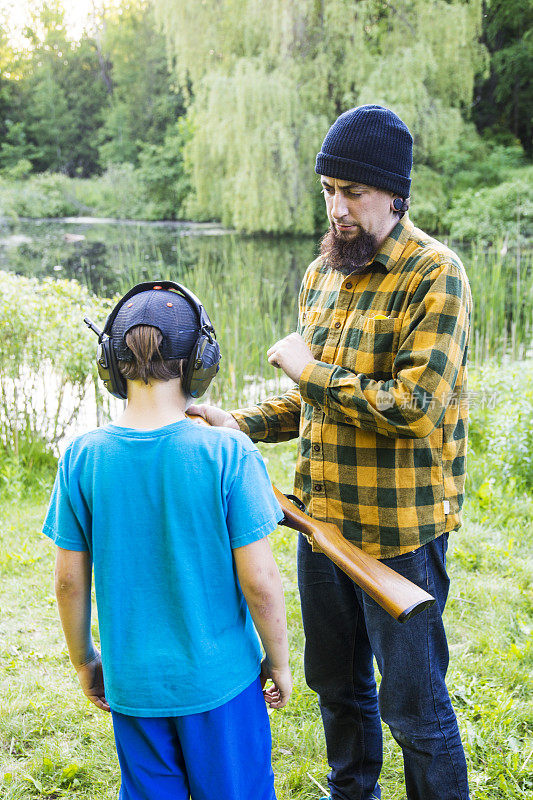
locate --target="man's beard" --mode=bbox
[319,225,379,275]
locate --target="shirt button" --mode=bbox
[334,321,341,329]
[313,444,320,452]
[345,282,352,289]
[314,483,323,492]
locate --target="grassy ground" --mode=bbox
[1,389,532,798]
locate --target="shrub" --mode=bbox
[0,271,112,456]
[435,138,525,196]
[0,158,33,181]
[409,165,449,234]
[443,165,533,243]
[136,119,192,220]
[0,431,58,499]
[0,173,84,218]
[79,163,148,220]
[0,165,149,221]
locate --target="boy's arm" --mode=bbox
[233,537,292,709]
[54,547,110,712]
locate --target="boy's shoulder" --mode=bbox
[60,421,259,465]
[62,421,256,450]
[187,421,258,456]
[67,424,115,448]
[58,426,113,467]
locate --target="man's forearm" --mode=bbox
[299,360,445,439]
[232,386,302,443]
[298,277,470,439]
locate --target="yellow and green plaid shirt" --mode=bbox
[233,215,472,558]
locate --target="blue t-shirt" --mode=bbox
[43,419,284,717]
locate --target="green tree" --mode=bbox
[474,0,533,157]
[155,0,489,233]
[5,1,109,175]
[0,23,13,143]
[137,118,191,219]
[97,0,185,166]
[0,14,35,172]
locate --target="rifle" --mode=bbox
[187,414,435,623]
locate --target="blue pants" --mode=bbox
[111,677,276,800]
[298,533,469,800]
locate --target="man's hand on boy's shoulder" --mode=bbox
[75,651,110,712]
[188,404,241,430]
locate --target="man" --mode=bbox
[192,105,471,800]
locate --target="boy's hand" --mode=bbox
[75,651,110,712]
[188,404,240,429]
[260,658,292,709]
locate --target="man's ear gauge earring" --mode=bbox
[393,197,409,213]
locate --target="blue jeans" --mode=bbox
[298,533,469,800]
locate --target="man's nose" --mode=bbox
[331,191,348,219]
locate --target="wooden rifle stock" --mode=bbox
[187,414,435,622]
[274,488,435,623]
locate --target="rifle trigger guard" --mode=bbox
[284,494,306,512]
[279,494,306,528]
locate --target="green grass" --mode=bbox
[1,360,533,798]
[0,446,531,798]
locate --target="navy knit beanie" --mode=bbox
[315,105,413,197]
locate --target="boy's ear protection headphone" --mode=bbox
[84,280,221,400]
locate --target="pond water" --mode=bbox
[0,217,316,422]
[1,216,531,366]
[0,216,314,298]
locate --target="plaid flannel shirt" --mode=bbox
[233,215,472,558]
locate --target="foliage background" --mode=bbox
[0,3,532,796]
[0,0,531,236]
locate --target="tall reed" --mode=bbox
[466,241,533,363]
[109,233,533,381]
[115,235,303,408]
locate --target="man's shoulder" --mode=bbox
[406,224,465,276]
[303,254,329,281]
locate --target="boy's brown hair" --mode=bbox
[118,325,186,384]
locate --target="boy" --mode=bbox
[43,282,292,800]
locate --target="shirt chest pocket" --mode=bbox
[339,314,403,380]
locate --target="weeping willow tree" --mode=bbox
[154,0,488,233]
[183,62,327,232]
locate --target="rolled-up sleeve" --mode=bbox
[232,386,302,443]
[226,450,284,547]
